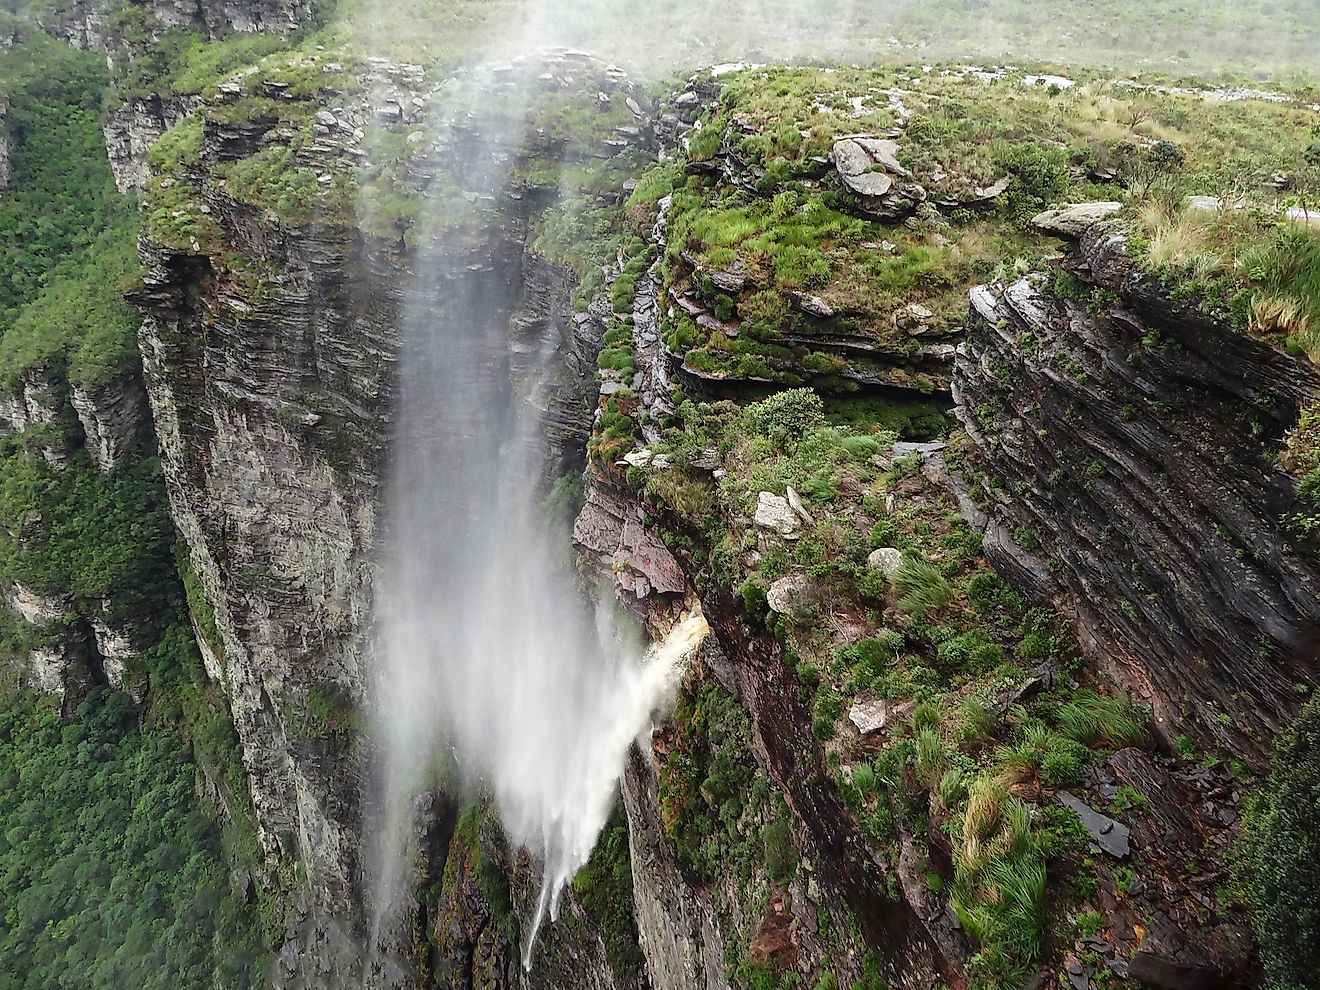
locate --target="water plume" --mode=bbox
[360,19,714,971]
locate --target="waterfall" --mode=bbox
[363,51,705,974]
[357,0,870,975]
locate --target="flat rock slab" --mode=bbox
[849,695,913,735]
[833,138,900,197]
[1033,202,1123,238]
[1059,791,1131,857]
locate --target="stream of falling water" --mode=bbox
[363,48,710,976]
[359,0,872,976]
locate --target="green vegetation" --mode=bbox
[1135,202,1320,362]
[608,375,1155,987]
[0,39,141,392]
[626,61,1318,393]
[571,808,647,986]
[1241,699,1320,990]
[0,448,177,619]
[103,3,301,102]
[0,681,266,989]
[657,680,778,882]
[1282,403,1320,534]
[0,31,272,989]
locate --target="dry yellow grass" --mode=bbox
[1249,293,1311,338]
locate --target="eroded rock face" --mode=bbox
[136,211,399,979]
[951,213,1320,765]
[0,366,75,468]
[0,98,10,199]
[70,372,148,470]
[575,485,687,602]
[5,583,98,711]
[35,0,315,52]
[103,96,200,193]
[622,748,731,990]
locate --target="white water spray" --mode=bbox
[360,35,713,971]
[358,0,877,976]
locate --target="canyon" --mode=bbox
[0,3,1318,990]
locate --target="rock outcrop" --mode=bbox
[103,95,200,192]
[5,583,99,711]
[0,97,10,198]
[0,365,75,467]
[950,208,1320,765]
[35,0,315,52]
[70,371,148,470]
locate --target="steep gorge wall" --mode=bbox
[950,208,1320,765]
[130,49,657,985]
[30,0,315,52]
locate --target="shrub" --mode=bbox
[955,694,997,747]
[747,388,826,444]
[914,728,948,789]
[937,629,1004,674]
[739,578,770,624]
[841,435,881,461]
[999,723,1090,787]
[952,778,1048,984]
[813,686,844,740]
[868,519,900,549]
[892,555,953,618]
[850,762,877,795]
[763,817,798,884]
[1241,700,1320,990]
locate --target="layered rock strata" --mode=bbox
[950,207,1320,765]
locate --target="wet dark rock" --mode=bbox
[951,212,1320,765]
[1058,791,1131,857]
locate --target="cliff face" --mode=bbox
[104,94,200,192]
[35,0,315,51]
[131,46,656,984]
[952,207,1320,766]
[136,201,398,978]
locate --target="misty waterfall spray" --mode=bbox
[364,53,705,973]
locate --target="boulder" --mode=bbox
[789,292,835,318]
[853,137,909,176]
[1032,202,1123,239]
[867,547,904,579]
[894,302,936,335]
[754,492,801,537]
[767,573,813,615]
[849,695,913,735]
[784,486,815,526]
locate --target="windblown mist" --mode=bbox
[342,0,1320,80]
[361,33,708,978]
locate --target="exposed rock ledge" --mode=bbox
[103,95,202,193]
[70,371,148,470]
[949,205,1320,765]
